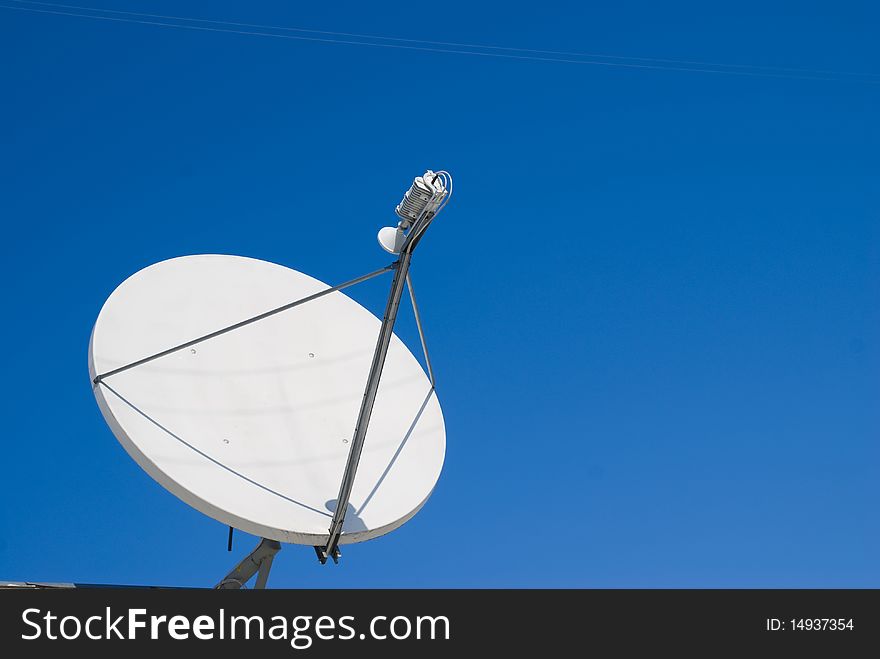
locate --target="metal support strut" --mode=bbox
[92,265,394,385]
[317,170,450,563]
[215,537,281,589]
[317,252,414,563]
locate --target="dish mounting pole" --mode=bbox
[317,170,450,563]
[215,538,281,589]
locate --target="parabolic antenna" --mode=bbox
[89,254,445,546]
[88,169,451,586]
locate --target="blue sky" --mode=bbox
[1,1,878,587]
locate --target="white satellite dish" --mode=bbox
[90,254,444,545]
[88,170,452,588]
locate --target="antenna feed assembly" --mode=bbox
[378,170,452,255]
[320,169,452,563]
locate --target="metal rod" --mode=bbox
[254,552,277,590]
[322,251,414,558]
[215,538,281,589]
[93,264,394,384]
[405,273,435,388]
[317,175,448,561]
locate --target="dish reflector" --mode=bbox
[89,255,445,546]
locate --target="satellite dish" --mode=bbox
[89,254,445,547]
[88,169,452,587]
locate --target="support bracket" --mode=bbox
[313,544,342,565]
[215,537,281,589]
